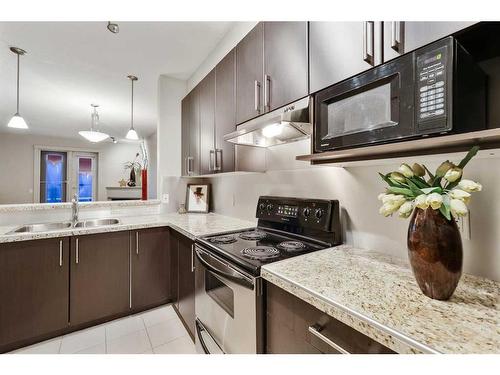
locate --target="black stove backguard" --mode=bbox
[255,196,341,247]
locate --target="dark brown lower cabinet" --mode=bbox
[0,238,70,352]
[131,227,171,310]
[70,232,130,326]
[170,230,195,339]
[266,282,395,354]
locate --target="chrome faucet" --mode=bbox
[71,193,79,225]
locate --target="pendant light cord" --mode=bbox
[16,52,20,114]
[131,78,134,130]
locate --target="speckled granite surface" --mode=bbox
[261,245,500,354]
[0,199,161,212]
[0,213,256,243]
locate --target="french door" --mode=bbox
[73,153,98,202]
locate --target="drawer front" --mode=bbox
[266,282,394,354]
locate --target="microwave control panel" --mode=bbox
[416,44,449,126]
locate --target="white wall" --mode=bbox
[145,131,158,199]
[157,75,187,207]
[0,132,154,203]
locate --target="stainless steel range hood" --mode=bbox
[224,96,312,147]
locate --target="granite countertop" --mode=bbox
[261,245,500,354]
[0,213,256,243]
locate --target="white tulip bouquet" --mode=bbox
[378,146,482,221]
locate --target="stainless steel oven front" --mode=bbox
[194,244,264,354]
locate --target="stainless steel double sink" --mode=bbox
[8,218,121,234]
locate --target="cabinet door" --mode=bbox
[170,232,179,308]
[309,22,383,93]
[199,70,216,175]
[236,22,264,124]
[264,21,308,110]
[175,231,195,339]
[215,49,236,173]
[131,227,170,310]
[0,238,69,352]
[188,87,200,176]
[384,21,477,61]
[70,232,130,326]
[181,95,190,176]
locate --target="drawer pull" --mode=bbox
[308,324,351,354]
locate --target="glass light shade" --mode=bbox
[7,113,28,129]
[126,128,139,140]
[78,130,109,143]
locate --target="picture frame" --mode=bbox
[185,184,210,213]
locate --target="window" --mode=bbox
[40,151,67,203]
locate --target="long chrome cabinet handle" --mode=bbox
[308,324,351,354]
[187,156,194,175]
[129,245,132,309]
[135,231,139,255]
[264,74,271,111]
[363,21,375,66]
[391,21,403,53]
[185,157,189,176]
[191,244,195,272]
[214,149,222,171]
[59,240,63,267]
[75,238,79,264]
[209,149,215,172]
[254,80,261,113]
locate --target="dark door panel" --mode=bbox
[0,238,69,352]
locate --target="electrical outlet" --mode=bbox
[455,210,471,240]
[162,193,169,204]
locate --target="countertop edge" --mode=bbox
[261,266,440,354]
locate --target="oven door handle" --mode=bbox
[194,246,254,290]
[196,319,224,354]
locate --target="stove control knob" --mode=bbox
[259,203,266,211]
[303,207,311,217]
[315,208,324,219]
[266,204,273,211]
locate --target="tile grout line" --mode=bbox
[58,336,63,354]
[141,316,155,353]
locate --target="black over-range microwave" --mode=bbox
[313,37,487,153]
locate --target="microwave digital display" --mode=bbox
[277,205,298,217]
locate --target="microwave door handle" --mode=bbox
[194,246,254,290]
[363,21,375,66]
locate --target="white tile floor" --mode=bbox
[9,304,197,354]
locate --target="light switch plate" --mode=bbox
[162,193,169,204]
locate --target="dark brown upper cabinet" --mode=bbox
[309,22,383,94]
[131,227,171,311]
[383,21,477,62]
[236,22,309,124]
[181,88,200,176]
[263,21,308,111]
[215,48,236,173]
[70,232,130,327]
[199,69,216,175]
[0,238,70,352]
[236,22,264,124]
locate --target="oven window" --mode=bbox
[325,82,397,139]
[205,271,234,318]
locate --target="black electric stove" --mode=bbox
[196,196,342,276]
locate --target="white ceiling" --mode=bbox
[0,22,234,140]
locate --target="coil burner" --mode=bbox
[277,240,306,252]
[239,231,267,241]
[241,246,280,260]
[208,235,237,245]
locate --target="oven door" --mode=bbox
[194,245,259,354]
[314,53,415,152]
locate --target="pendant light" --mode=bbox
[7,47,29,129]
[126,75,139,140]
[79,104,109,143]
